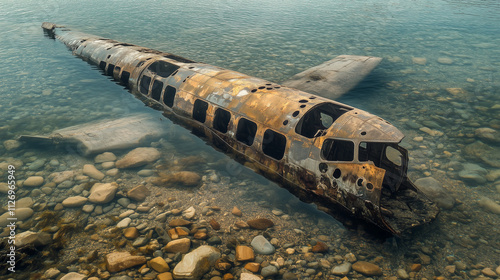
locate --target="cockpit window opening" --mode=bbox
[359,142,385,166]
[148,61,180,78]
[295,103,352,138]
[385,146,402,167]
[151,80,163,101]
[321,139,354,161]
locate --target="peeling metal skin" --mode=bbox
[42,23,439,236]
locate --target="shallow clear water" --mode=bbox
[0,0,499,278]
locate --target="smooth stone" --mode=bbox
[28,159,46,171]
[244,262,260,273]
[95,152,117,163]
[62,196,88,207]
[83,164,105,180]
[240,273,260,280]
[138,169,154,177]
[475,128,500,144]
[173,246,220,280]
[50,171,74,184]
[478,197,500,214]
[458,163,488,184]
[231,206,242,217]
[119,209,135,218]
[312,241,329,253]
[24,176,44,187]
[149,256,170,273]
[464,141,500,168]
[352,261,382,276]
[132,237,149,247]
[168,219,192,227]
[123,227,140,239]
[282,272,299,280]
[15,231,52,247]
[89,182,118,204]
[117,218,132,228]
[117,198,131,208]
[331,262,351,276]
[182,206,196,220]
[60,272,87,280]
[247,218,274,229]
[0,183,9,194]
[127,185,151,201]
[412,57,427,65]
[235,246,255,262]
[82,204,95,213]
[165,171,201,187]
[482,268,497,277]
[261,265,278,277]
[115,147,161,169]
[207,236,222,245]
[250,235,275,255]
[101,162,115,169]
[0,208,32,226]
[164,238,191,254]
[397,268,410,279]
[58,181,74,189]
[157,272,174,280]
[17,197,34,208]
[106,168,119,176]
[106,251,146,273]
[437,57,453,64]
[3,140,21,150]
[414,177,455,209]
[43,267,61,278]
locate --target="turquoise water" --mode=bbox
[0,0,499,279]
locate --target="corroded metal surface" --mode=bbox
[41,22,439,235]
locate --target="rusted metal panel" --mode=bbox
[41,23,439,235]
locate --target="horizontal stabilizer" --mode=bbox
[282,55,382,100]
[19,114,168,155]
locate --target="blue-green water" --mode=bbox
[0,0,499,279]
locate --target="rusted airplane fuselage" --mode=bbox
[41,23,438,235]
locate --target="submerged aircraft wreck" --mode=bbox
[39,22,439,235]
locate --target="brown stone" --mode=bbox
[223,273,234,280]
[247,218,274,230]
[231,206,242,217]
[312,241,328,253]
[235,246,254,262]
[164,238,191,254]
[127,185,151,201]
[410,263,422,272]
[482,268,497,277]
[115,147,161,169]
[209,219,221,230]
[168,218,192,227]
[149,256,170,273]
[352,261,382,276]
[168,228,178,240]
[123,227,139,239]
[157,272,173,280]
[105,251,146,273]
[176,227,190,237]
[194,231,208,240]
[215,259,232,271]
[234,221,249,229]
[160,171,201,187]
[244,262,260,273]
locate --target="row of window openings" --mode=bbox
[99,61,131,88]
[321,139,402,166]
[139,76,176,108]
[193,100,287,161]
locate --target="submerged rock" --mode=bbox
[251,235,275,255]
[23,176,44,187]
[478,197,500,214]
[62,196,88,207]
[173,245,220,280]
[352,261,382,276]
[465,141,500,168]
[14,231,51,247]
[115,147,160,169]
[3,140,21,151]
[89,182,118,204]
[127,185,150,201]
[95,152,117,163]
[331,262,352,276]
[106,251,146,273]
[83,164,105,180]
[475,127,500,144]
[414,177,455,209]
[458,163,488,184]
[247,218,274,229]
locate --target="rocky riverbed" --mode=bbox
[0,131,499,280]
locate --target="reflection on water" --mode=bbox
[0,0,499,279]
